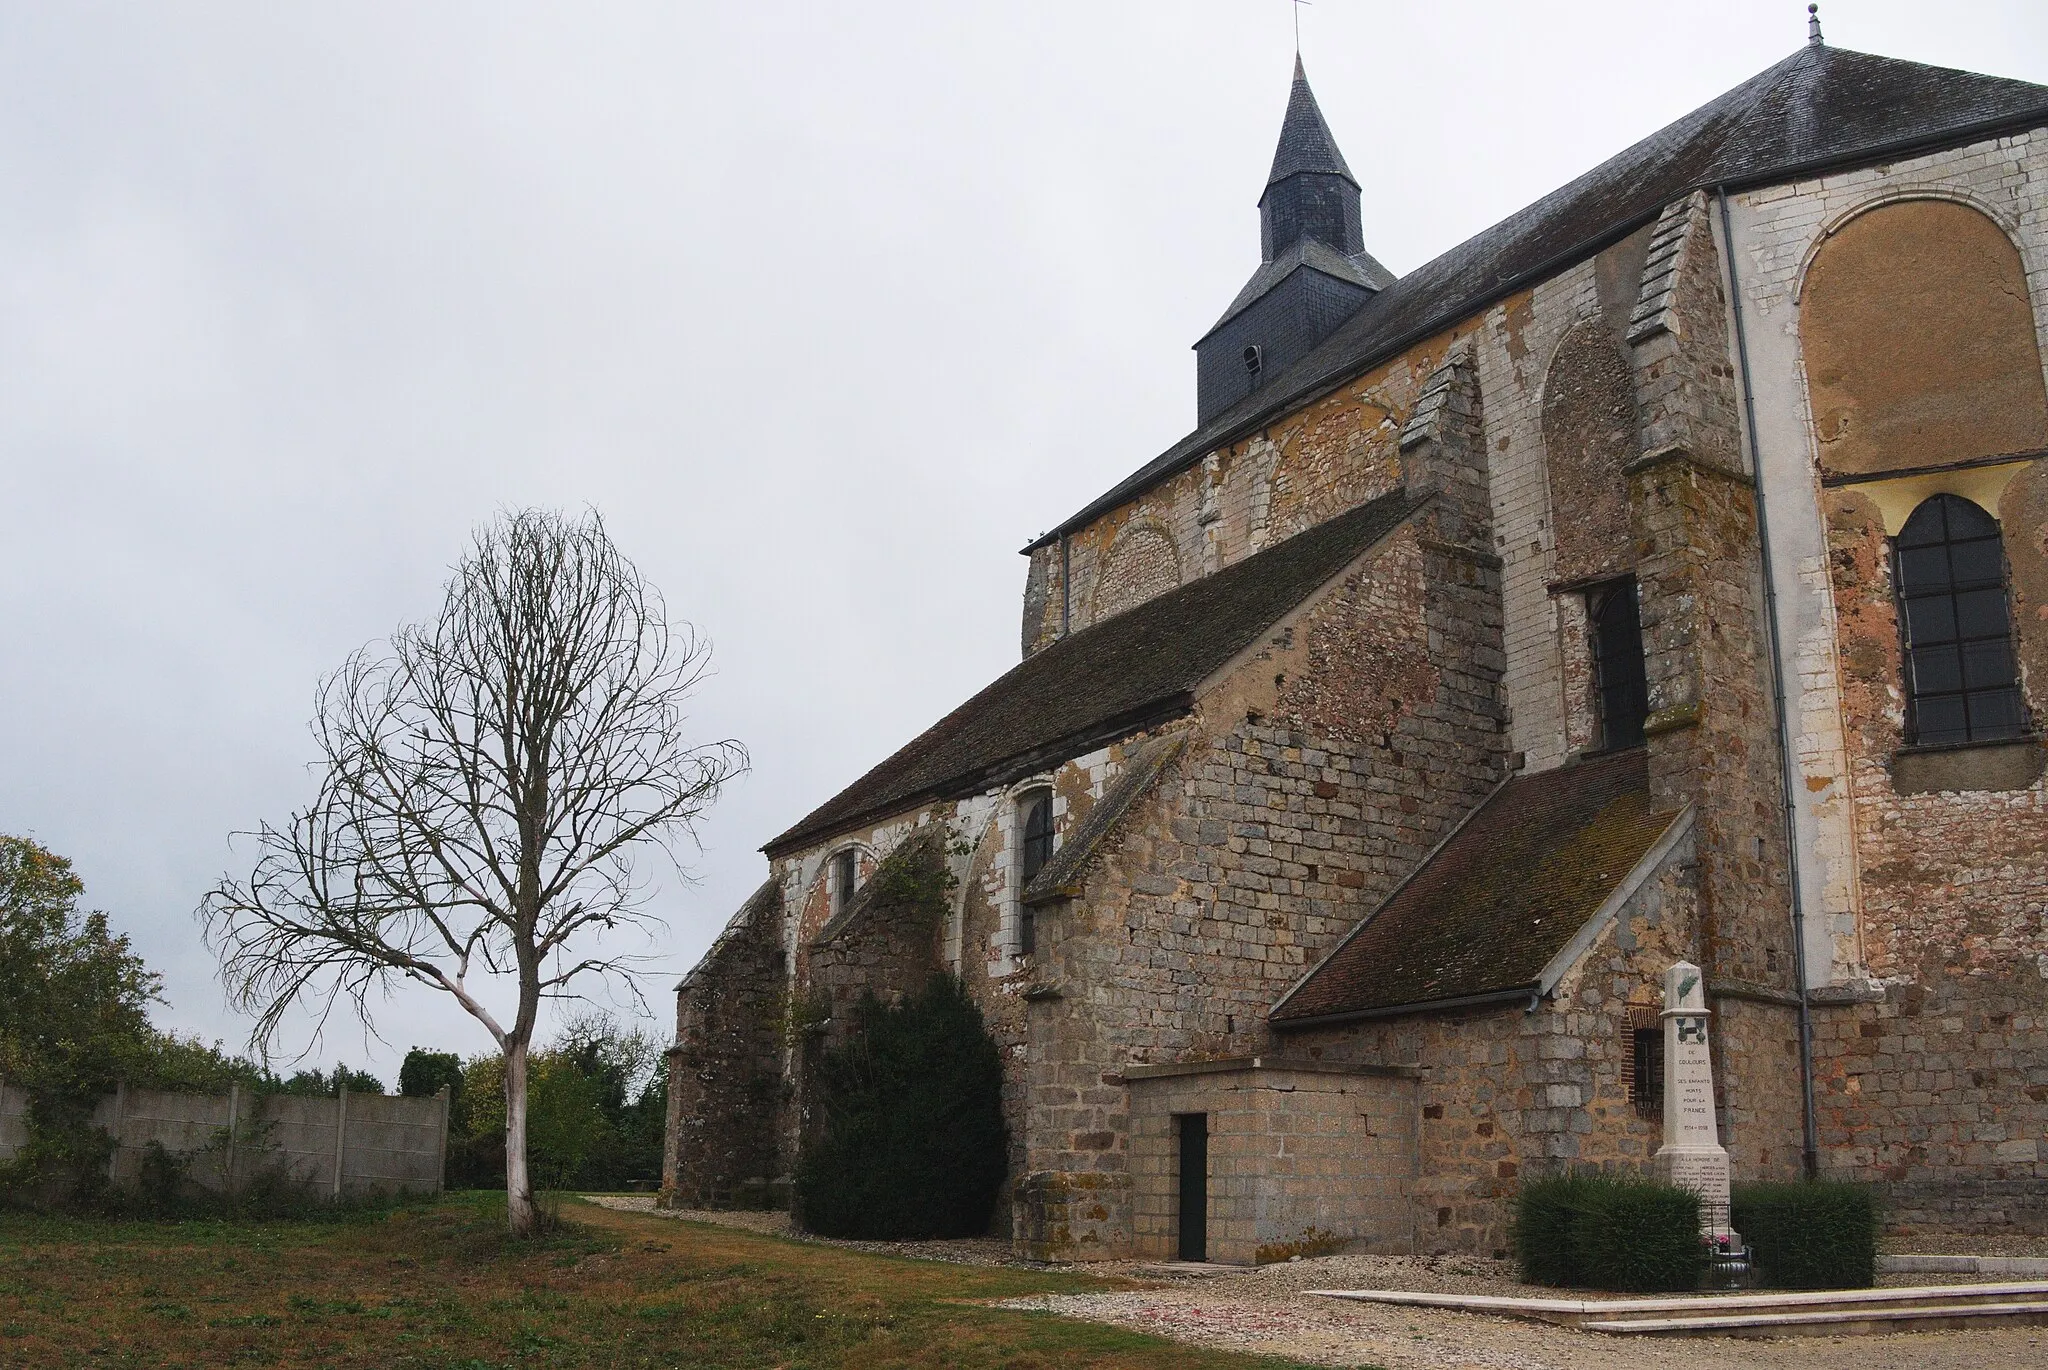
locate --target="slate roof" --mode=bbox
[1026,43,2048,554]
[766,489,1424,856]
[1203,237,1398,338]
[1269,749,1683,1025]
[1266,56,1357,189]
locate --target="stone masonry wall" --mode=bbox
[1813,477,2048,1221]
[1728,129,2048,1227]
[662,880,787,1209]
[1626,192,1805,1172]
[1286,826,1705,1255]
[1125,1063,1420,1266]
[1006,485,1510,1255]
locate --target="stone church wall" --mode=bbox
[1123,1060,1420,1265]
[661,880,787,1209]
[677,125,2048,1253]
[1283,823,1707,1255]
[1727,130,2048,1228]
[1007,482,1511,1255]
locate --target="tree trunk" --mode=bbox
[504,1037,536,1236]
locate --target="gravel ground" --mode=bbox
[994,1280,2048,1370]
[586,1200,2048,1368]
[581,1196,1024,1267]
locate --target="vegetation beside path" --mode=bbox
[0,1192,1327,1369]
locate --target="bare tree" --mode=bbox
[202,508,744,1234]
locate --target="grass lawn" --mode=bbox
[0,1193,1318,1369]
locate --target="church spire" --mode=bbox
[1258,57,1364,261]
[1266,56,1357,190]
[1194,57,1390,426]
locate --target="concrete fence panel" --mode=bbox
[0,1080,27,1162]
[0,1077,446,1198]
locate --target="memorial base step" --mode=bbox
[1308,1281,2048,1338]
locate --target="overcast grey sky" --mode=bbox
[4,1,2044,1083]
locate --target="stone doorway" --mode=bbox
[1177,1112,1208,1261]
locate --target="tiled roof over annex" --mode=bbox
[765,489,1424,856]
[1270,749,1684,1025]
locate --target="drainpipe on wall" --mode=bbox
[1716,187,1821,1180]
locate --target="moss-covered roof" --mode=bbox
[766,490,1422,856]
[1270,749,1682,1025]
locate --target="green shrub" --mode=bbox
[1514,1172,1706,1292]
[1733,1180,1878,1289]
[1513,1173,1590,1287]
[795,975,1007,1240]
[1573,1178,1705,1292]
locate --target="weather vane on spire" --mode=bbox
[1808,3,1823,46]
[1293,0,1312,55]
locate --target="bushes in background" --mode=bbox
[796,975,1007,1240]
[431,1014,667,1193]
[1734,1180,1878,1289]
[1514,1172,1705,1292]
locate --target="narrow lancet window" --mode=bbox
[1593,579,1649,751]
[1018,793,1054,956]
[831,848,859,918]
[1896,494,2025,746]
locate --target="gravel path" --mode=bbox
[581,1195,1024,1267]
[585,1200,2048,1368]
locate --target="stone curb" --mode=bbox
[1880,1255,2048,1277]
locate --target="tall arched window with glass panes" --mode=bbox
[1895,493,2026,746]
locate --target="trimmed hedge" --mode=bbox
[1514,1172,1706,1292]
[1733,1181,1878,1289]
[795,975,1008,1240]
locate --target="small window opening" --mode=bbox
[1242,344,1263,381]
[831,848,859,918]
[1592,579,1649,751]
[1018,792,1054,956]
[1631,1027,1664,1120]
[1895,494,2025,746]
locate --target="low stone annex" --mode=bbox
[663,32,2048,1263]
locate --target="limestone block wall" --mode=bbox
[1009,501,1509,1257]
[1019,331,1457,657]
[1725,130,2048,1222]
[1022,222,1672,802]
[1125,1061,1420,1266]
[1727,129,2048,988]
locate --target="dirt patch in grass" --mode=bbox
[0,1193,1321,1368]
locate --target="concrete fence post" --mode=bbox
[332,1086,349,1198]
[435,1084,451,1193]
[110,1081,128,1186]
[225,1084,241,1193]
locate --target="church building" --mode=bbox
[663,28,2048,1262]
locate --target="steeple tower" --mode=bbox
[1194,59,1393,426]
[1260,56,1365,259]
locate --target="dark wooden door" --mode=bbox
[1176,1113,1208,1262]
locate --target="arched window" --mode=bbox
[1592,579,1648,751]
[1896,494,2025,746]
[830,848,859,918]
[1017,792,1054,955]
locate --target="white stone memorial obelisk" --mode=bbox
[1656,961,1733,1237]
